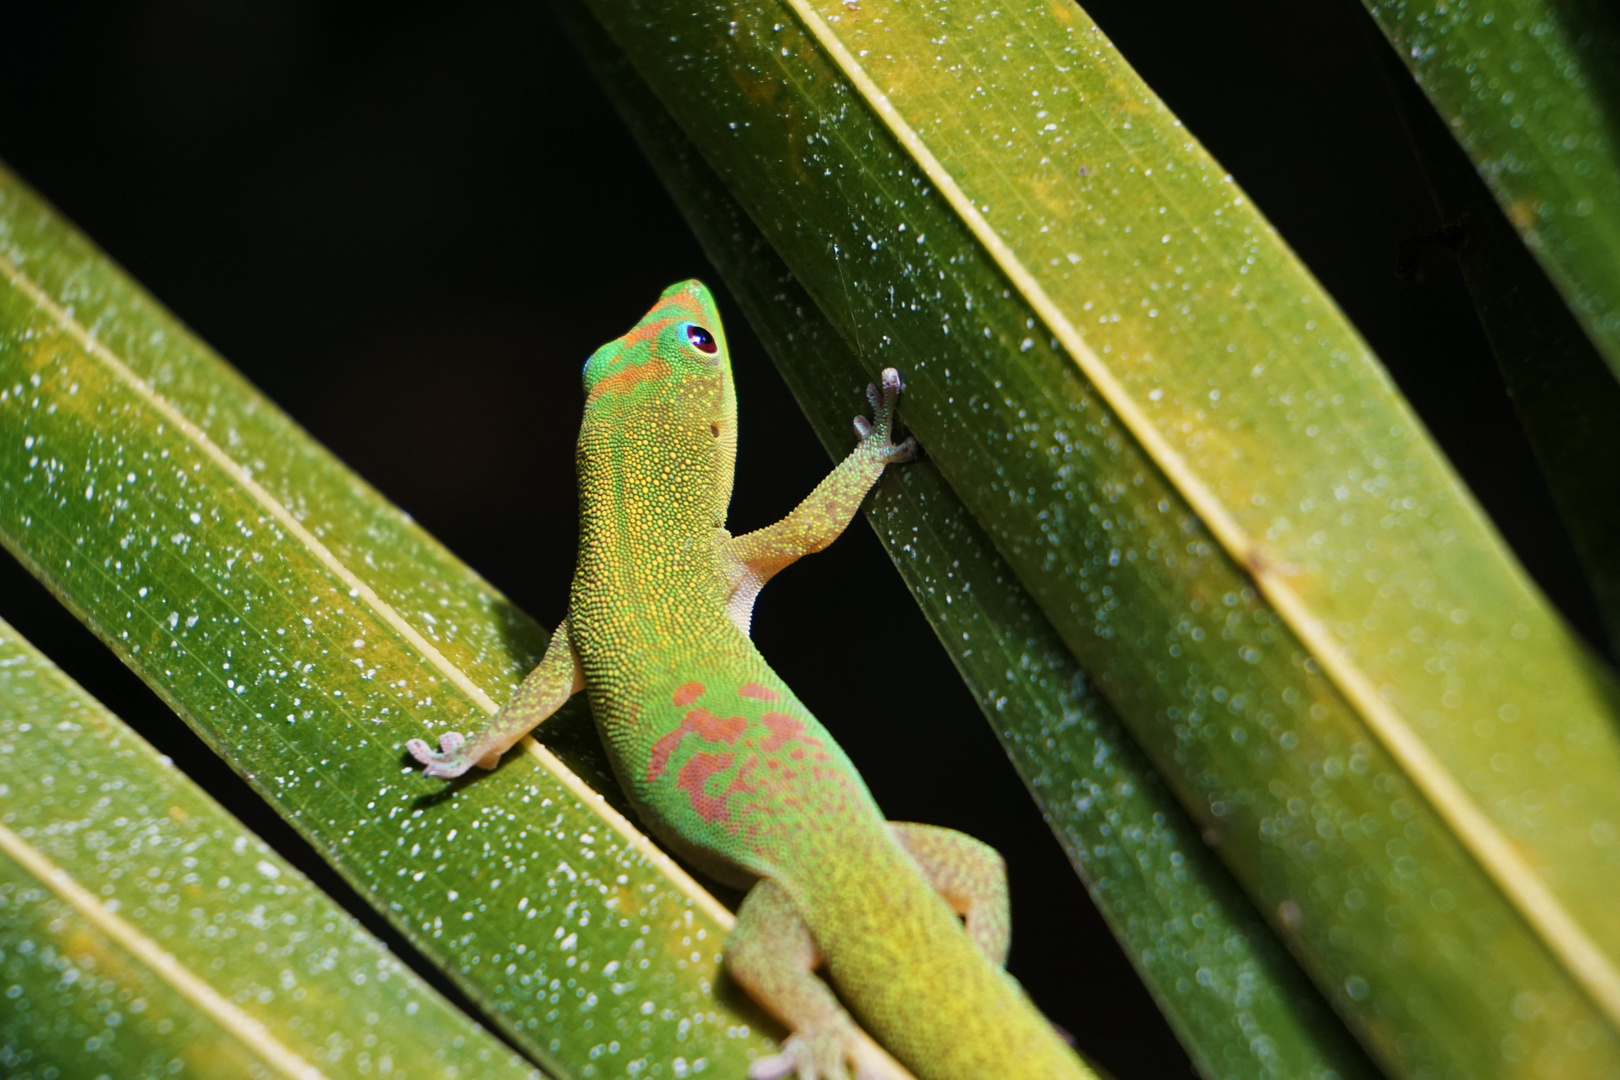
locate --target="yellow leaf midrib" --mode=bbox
[781,0,1620,1028]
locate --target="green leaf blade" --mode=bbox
[0,615,540,1080]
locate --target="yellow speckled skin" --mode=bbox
[408,282,1093,1080]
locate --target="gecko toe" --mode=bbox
[405,737,437,765]
[747,1050,800,1080]
[749,1039,828,1080]
[406,732,475,778]
[886,436,919,464]
[855,368,910,454]
[873,369,905,428]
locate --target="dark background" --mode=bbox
[0,2,1601,1077]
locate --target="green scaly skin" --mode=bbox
[407,281,1094,1080]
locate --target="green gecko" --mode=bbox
[407,281,1093,1080]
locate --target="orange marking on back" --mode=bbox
[760,711,820,753]
[586,356,671,404]
[648,729,684,780]
[724,755,762,811]
[737,681,779,702]
[677,752,734,822]
[688,708,747,742]
[647,708,749,781]
[672,682,706,707]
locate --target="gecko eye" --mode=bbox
[683,323,718,355]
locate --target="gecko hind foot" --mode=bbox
[747,1030,905,1080]
[405,731,476,779]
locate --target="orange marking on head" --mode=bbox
[677,752,734,822]
[672,682,706,707]
[586,356,671,404]
[665,289,706,317]
[729,754,760,789]
[647,731,682,781]
[620,316,679,349]
[737,681,779,702]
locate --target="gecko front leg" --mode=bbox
[406,617,584,777]
[720,368,918,636]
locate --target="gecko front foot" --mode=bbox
[405,731,477,778]
[851,367,918,464]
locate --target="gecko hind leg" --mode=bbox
[728,879,904,1080]
[405,618,583,778]
[890,822,1010,967]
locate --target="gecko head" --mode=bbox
[582,280,732,405]
[580,280,740,518]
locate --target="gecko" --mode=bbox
[406,281,1094,1080]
